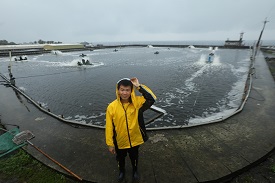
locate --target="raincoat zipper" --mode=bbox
[122,103,132,148]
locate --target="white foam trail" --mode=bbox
[186,64,208,83]
[188,56,249,125]
[48,58,104,67]
[74,115,87,120]
[208,46,218,51]
[211,55,221,66]
[197,54,207,65]
[183,63,210,94]
[11,56,28,61]
[51,50,63,55]
[68,112,106,124]
[197,54,221,66]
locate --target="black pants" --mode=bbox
[116,146,139,172]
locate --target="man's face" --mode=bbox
[118,85,132,102]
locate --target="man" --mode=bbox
[105,77,156,182]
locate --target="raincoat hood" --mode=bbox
[116,78,138,108]
[115,78,156,109]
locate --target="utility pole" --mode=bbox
[255,18,269,56]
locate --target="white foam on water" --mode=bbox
[18,86,26,91]
[196,54,207,65]
[35,60,54,64]
[51,50,64,55]
[211,55,221,66]
[74,115,87,120]
[188,56,249,125]
[159,92,177,107]
[185,63,208,91]
[49,58,104,67]
[159,53,222,110]
[196,53,221,66]
[10,56,28,62]
[188,108,236,125]
[87,112,105,119]
[208,46,218,51]
[186,48,203,54]
[32,56,39,61]
[72,112,106,124]
[37,101,48,108]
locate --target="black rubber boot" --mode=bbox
[132,170,140,182]
[118,169,125,182]
[118,159,125,182]
[131,159,139,182]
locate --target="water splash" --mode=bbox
[51,50,63,55]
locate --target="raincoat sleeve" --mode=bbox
[136,84,157,142]
[138,85,157,112]
[105,105,115,147]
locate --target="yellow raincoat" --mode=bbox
[105,84,156,149]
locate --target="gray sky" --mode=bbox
[1,0,275,44]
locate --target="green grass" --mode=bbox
[0,149,77,183]
[271,164,275,173]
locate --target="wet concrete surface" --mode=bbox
[1,52,275,183]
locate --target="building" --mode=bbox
[224,32,245,47]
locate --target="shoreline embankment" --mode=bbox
[0,44,252,57]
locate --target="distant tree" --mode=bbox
[80,41,89,46]
[32,40,61,44]
[38,39,45,44]
[0,40,9,45]
[0,40,17,45]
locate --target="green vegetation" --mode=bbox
[271,164,275,173]
[35,39,62,44]
[0,39,63,45]
[0,149,77,183]
[242,176,254,182]
[0,40,17,45]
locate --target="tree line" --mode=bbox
[0,39,62,45]
[34,39,62,44]
[0,40,17,45]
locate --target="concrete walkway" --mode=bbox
[1,52,275,183]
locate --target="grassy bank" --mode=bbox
[0,122,79,183]
[263,50,275,79]
[0,149,78,183]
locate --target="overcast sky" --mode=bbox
[1,0,275,44]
